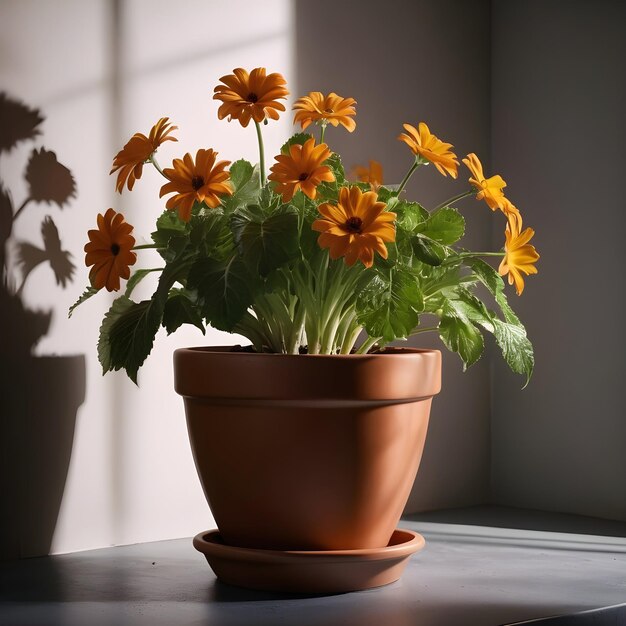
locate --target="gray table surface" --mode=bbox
[1,506,626,626]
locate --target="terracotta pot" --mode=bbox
[174,347,441,551]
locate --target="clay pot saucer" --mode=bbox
[193,528,425,594]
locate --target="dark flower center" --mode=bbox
[247,92,259,103]
[344,217,363,233]
[324,108,334,113]
[110,243,121,256]
[298,172,309,181]
[191,176,204,191]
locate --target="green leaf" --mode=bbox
[468,258,522,326]
[68,286,98,318]
[411,234,447,266]
[229,159,254,190]
[222,161,261,212]
[438,301,484,368]
[162,289,205,335]
[424,207,465,244]
[394,200,429,234]
[98,264,180,383]
[492,319,534,385]
[151,210,187,249]
[230,205,300,276]
[190,210,233,258]
[187,255,257,331]
[357,269,423,342]
[280,133,313,154]
[445,288,495,333]
[325,152,345,185]
[124,268,159,298]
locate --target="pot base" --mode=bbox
[193,528,425,594]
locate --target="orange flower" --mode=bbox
[159,149,232,222]
[498,216,539,296]
[110,117,177,193]
[353,159,384,190]
[501,197,523,232]
[462,153,508,211]
[84,208,137,292]
[293,92,357,132]
[398,122,458,178]
[213,67,289,127]
[268,138,335,202]
[312,186,396,268]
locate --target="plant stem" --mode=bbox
[409,326,439,337]
[254,121,266,186]
[320,122,327,145]
[356,336,380,354]
[395,159,421,196]
[150,154,167,178]
[459,251,505,258]
[433,190,473,212]
[133,243,159,250]
[13,197,31,221]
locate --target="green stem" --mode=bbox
[341,323,362,355]
[459,251,505,258]
[409,326,439,337]
[13,197,31,221]
[320,123,327,145]
[433,190,473,212]
[133,243,159,250]
[150,154,167,178]
[356,336,380,354]
[395,159,421,196]
[254,121,266,186]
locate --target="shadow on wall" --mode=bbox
[0,93,86,560]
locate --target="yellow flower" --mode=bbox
[498,216,539,296]
[268,138,335,202]
[462,152,508,211]
[84,208,137,292]
[159,149,232,222]
[501,197,523,232]
[110,118,177,193]
[398,122,459,178]
[353,160,384,190]
[312,186,396,268]
[213,67,289,127]
[293,92,357,132]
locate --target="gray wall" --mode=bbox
[296,0,493,512]
[490,0,626,520]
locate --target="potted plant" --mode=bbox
[71,67,538,592]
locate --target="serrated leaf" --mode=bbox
[222,162,261,212]
[280,133,313,154]
[356,269,423,342]
[492,319,534,385]
[151,210,187,249]
[325,153,345,185]
[98,295,135,375]
[187,255,256,331]
[445,287,495,333]
[411,234,447,266]
[468,258,523,327]
[124,268,159,297]
[230,206,299,276]
[438,300,484,368]
[162,289,205,335]
[424,207,465,244]
[394,200,429,234]
[68,286,99,318]
[229,159,254,190]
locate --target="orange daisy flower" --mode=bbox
[84,208,137,292]
[398,122,459,178]
[353,159,384,190]
[268,138,335,202]
[312,186,396,268]
[110,117,177,193]
[293,92,357,132]
[462,153,508,211]
[213,67,289,127]
[498,216,539,296]
[159,149,232,222]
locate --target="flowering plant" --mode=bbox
[71,68,539,384]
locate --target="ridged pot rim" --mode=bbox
[174,346,442,402]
